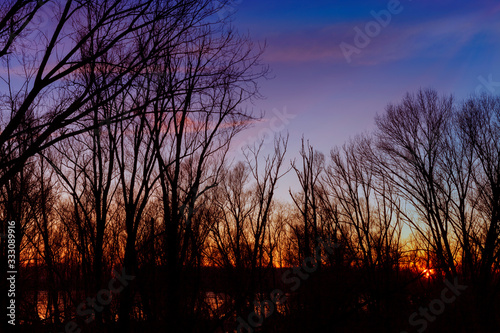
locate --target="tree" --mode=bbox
[0,0,47,58]
[290,138,324,260]
[0,0,197,186]
[374,88,457,279]
[456,93,500,329]
[144,19,267,331]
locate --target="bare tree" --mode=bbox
[290,137,325,260]
[374,88,457,279]
[208,135,288,327]
[244,135,288,300]
[0,0,198,186]
[0,0,48,58]
[441,109,479,281]
[456,93,500,329]
[142,14,267,329]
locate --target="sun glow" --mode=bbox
[422,268,434,279]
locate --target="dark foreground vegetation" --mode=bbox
[0,1,499,332]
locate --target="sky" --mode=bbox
[224,0,500,199]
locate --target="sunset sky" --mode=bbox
[226,0,500,198]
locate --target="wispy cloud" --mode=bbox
[261,9,500,66]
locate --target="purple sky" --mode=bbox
[224,0,500,199]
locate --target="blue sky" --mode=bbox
[224,0,500,199]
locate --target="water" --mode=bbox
[29,290,288,324]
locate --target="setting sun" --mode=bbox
[422,268,435,279]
